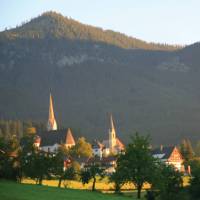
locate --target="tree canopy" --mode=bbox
[70,137,92,158]
[116,133,156,199]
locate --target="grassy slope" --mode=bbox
[0,181,134,200]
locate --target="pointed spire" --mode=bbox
[110,114,116,133]
[66,128,75,148]
[109,113,116,153]
[47,93,57,131]
[49,93,55,120]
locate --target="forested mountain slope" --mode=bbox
[0,12,199,144]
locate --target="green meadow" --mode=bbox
[0,180,143,200]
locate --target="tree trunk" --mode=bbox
[92,177,96,191]
[115,183,121,194]
[39,176,43,185]
[58,177,62,187]
[137,184,142,199]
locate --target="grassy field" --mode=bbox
[22,175,190,191]
[1,176,189,200]
[22,177,139,191]
[0,180,143,200]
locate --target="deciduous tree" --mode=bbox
[117,133,156,199]
[70,137,92,158]
[81,162,104,191]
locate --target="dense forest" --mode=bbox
[0,12,200,144]
[0,11,181,51]
[0,120,46,139]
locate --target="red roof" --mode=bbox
[34,136,41,144]
[116,138,125,149]
[66,128,75,145]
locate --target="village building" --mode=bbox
[24,93,192,176]
[102,156,117,174]
[37,128,76,152]
[65,128,76,149]
[85,155,117,174]
[33,135,41,148]
[91,115,124,158]
[92,140,104,158]
[33,94,123,173]
[34,93,76,152]
[152,145,184,171]
[102,114,125,155]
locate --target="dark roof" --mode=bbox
[87,157,102,164]
[102,156,117,163]
[152,146,175,159]
[37,129,75,146]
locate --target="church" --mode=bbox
[92,115,125,157]
[36,93,76,152]
[34,93,185,173]
[36,93,124,155]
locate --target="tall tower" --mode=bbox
[109,114,116,153]
[47,93,57,131]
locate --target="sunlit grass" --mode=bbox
[22,177,150,191]
[183,175,191,187]
[22,175,190,192]
[0,180,137,200]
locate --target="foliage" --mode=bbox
[109,161,127,193]
[0,35,198,144]
[180,139,194,163]
[50,148,66,187]
[1,11,180,51]
[194,141,200,157]
[188,159,200,199]
[151,163,183,200]
[22,150,53,185]
[70,137,92,158]
[81,163,105,191]
[117,133,156,199]
[20,135,53,185]
[52,145,80,187]
[62,166,76,188]
[0,135,21,181]
[71,161,81,180]
[0,119,46,140]
[52,145,69,175]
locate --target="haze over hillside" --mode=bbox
[0,12,200,144]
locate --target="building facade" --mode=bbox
[152,146,184,171]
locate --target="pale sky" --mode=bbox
[1,0,200,45]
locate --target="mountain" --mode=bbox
[0,11,180,51]
[0,12,200,145]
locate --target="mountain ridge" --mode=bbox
[0,11,182,51]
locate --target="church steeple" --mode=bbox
[47,93,57,131]
[110,114,116,134]
[109,114,116,153]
